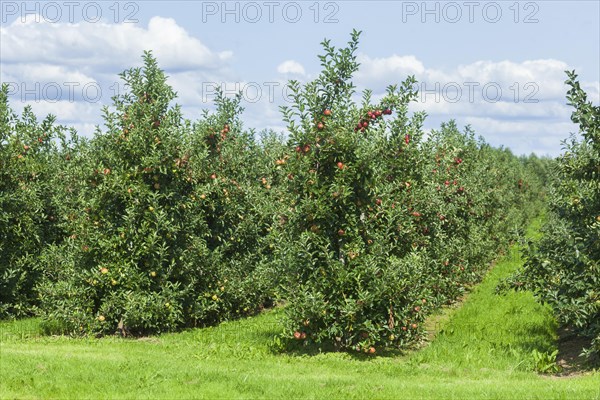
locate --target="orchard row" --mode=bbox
[501,71,600,361]
[0,32,554,353]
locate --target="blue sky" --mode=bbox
[1,1,599,155]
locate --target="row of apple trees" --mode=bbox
[1,32,548,352]
[502,71,599,361]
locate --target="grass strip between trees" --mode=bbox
[1,217,599,400]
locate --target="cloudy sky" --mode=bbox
[1,1,598,156]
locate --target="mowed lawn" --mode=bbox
[1,220,599,399]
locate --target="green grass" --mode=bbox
[1,218,598,399]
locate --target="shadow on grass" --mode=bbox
[517,324,558,352]
[268,334,413,360]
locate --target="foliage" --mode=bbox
[503,71,600,360]
[531,349,562,374]
[36,52,274,335]
[0,34,553,355]
[271,31,543,352]
[0,85,71,317]
[3,230,598,399]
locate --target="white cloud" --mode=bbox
[463,117,577,156]
[355,54,425,91]
[350,53,598,155]
[355,55,571,102]
[1,16,232,71]
[454,59,569,100]
[1,16,597,156]
[277,60,306,76]
[13,64,95,85]
[1,16,237,136]
[357,54,425,77]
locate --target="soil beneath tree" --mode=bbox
[552,326,598,377]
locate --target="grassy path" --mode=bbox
[1,219,599,399]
